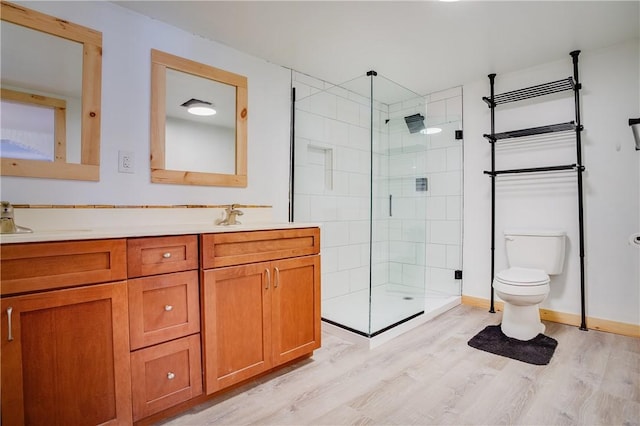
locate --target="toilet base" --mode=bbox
[501,302,545,341]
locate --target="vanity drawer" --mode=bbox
[201,228,320,269]
[131,334,202,421]
[0,239,127,296]
[128,270,200,350]
[127,235,198,278]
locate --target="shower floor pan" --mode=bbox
[321,285,460,348]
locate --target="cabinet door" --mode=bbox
[202,263,272,394]
[1,281,132,425]
[271,255,321,365]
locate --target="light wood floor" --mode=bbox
[161,305,640,425]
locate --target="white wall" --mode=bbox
[165,117,235,175]
[463,40,640,326]
[1,2,292,221]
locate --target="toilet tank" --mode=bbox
[504,230,566,275]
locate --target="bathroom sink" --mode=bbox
[0,228,97,244]
[1,228,93,237]
[34,229,93,234]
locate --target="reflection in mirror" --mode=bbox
[0,1,102,181]
[151,49,248,187]
[1,88,67,161]
[165,69,236,175]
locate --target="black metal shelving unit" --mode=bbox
[483,50,587,331]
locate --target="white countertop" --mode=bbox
[0,222,319,244]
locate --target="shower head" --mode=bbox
[630,118,640,151]
[404,113,426,134]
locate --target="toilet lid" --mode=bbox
[495,267,549,286]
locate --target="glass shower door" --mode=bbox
[292,73,374,335]
[368,76,429,334]
[292,70,462,338]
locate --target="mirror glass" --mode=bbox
[1,21,82,163]
[0,2,102,181]
[165,69,236,174]
[1,97,58,161]
[151,49,248,187]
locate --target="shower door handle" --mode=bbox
[389,195,393,217]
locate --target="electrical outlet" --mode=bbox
[118,150,135,173]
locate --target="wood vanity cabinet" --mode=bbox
[0,227,321,424]
[127,235,202,421]
[0,239,132,425]
[200,228,321,394]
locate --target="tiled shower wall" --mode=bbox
[421,87,463,296]
[379,87,463,297]
[383,99,429,295]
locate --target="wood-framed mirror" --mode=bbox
[150,49,248,187]
[0,1,102,181]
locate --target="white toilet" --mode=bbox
[493,230,566,341]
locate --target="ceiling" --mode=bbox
[114,1,639,96]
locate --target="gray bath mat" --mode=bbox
[467,324,558,365]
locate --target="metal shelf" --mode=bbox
[483,121,577,141]
[483,50,586,330]
[483,164,580,176]
[482,77,575,107]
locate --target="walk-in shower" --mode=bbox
[291,70,463,341]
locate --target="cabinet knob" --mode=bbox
[164,305,173,312]
[162,252,172,259]
[167,372,175,380]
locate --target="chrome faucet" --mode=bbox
[1,201,32,234]
[216,204,244,226]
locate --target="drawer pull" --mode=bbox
[6,307,13,342]
[162,252,172,259]
[274,267,280,288]
[265,268,271,290]
[164,305,173,312]
[167,372,175,380]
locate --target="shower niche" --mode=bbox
[292,71,463,344]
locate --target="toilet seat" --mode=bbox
[493,267,550,297]
[495,267,549,286]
